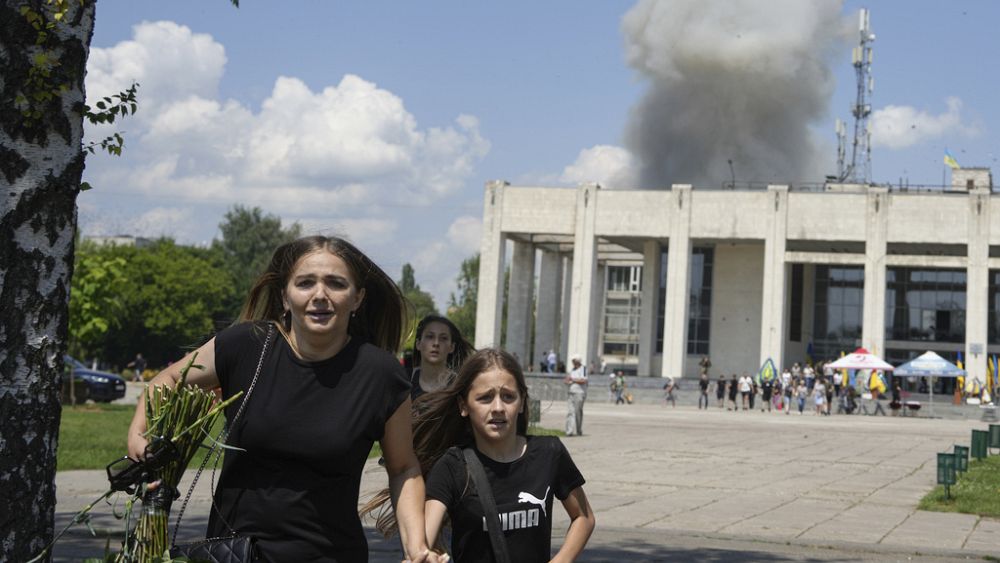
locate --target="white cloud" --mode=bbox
[560,145,639,188]
[81,206,199,239]
[446,216,482,255]
[84,21,489,216]
[870,97,979,149]
[291,217,399,248]
[86,21,226,112]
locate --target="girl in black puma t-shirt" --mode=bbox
[420,349,595,562]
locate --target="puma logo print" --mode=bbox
[518,486,549,517]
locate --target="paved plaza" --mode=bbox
[53,401,999,561]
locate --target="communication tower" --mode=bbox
[837,8,875,183]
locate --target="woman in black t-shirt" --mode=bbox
[409,314,474,401]
[366,349,596,562]
[126,236,440,563]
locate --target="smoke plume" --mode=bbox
[621,0,849,189]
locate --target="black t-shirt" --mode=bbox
[208,322,410,562]
[425,436,585,563]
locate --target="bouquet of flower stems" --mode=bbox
[116,354,242,562]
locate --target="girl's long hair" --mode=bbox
[360,348,529,538]
[238,235,407,353]
[413,314,475,371]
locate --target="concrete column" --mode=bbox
[559,255,573,366]
[966,187,991,386]
[662,184,692,379]
[505,240,535,368]
[475,180,508,348]
[567,183,600,366]
[861,187,888,356]
[589,263,606,368]
[760,185,789,369]
[534,249,562,371]
[638,240,662,375]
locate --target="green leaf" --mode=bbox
[80,181,93,191]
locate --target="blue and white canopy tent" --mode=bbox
[893,351,965,416]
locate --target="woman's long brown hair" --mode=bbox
[238,235,407,353]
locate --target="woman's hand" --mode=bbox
[125,338,221,460]
[126,420,150,461]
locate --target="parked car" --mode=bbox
[63,355,127,402]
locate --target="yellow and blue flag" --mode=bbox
[944,150,960,170]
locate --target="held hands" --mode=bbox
[403,548,449,563]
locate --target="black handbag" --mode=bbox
[169,325,273,562]
[463,448,511,563]
[169,535,258,563]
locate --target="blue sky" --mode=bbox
[80,1,998,307]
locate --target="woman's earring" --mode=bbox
[350,310,356,319]
[282,309,291,329]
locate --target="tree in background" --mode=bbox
[69,239,234,370]
[213,205,301,318]
[67,241,128,360]
[398,263,437,348]
[448,254,480,344]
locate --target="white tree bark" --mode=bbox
[0,2,95,560]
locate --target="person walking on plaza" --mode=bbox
[784,376,795,414]
[870,386,887,416]
[796,379,808,415]
[663,375,676,407]
[608,369,617,403]
[564,354,588,436]
[547,349,557,374]
[699,355,712,375]
[760,376,774,413]
[716,374,727,408]
[698,372,710,409]
[804,363,816,391]
[614,371,627,405]
[728,374,739,411]
[738,372,753,411]
[813,377,827,415]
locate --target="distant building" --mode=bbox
[84,235,153,248]
[475,168,997,386]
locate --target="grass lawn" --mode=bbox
[58,403,562,471]
[58,403,222,471]
[918,455,1000,517]
[528,425,565,437]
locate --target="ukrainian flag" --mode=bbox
[944,150,960,170]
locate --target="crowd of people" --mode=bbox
[701,360,900,416]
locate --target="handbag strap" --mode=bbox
[463,448,511,563]
[171,323,274,545]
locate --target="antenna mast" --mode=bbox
[837,8,875,183]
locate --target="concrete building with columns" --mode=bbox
[474,168,999,387]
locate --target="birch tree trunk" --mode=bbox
[0,1,95,560]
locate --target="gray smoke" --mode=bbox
[621,0,849,189]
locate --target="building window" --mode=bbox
[602,266,642,358]
[812,266,863,360]
[656,248,667,352]
[686,247,714,355]
[789,264,804,342]
[990,270,1000,345]
[885,268,966,344]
